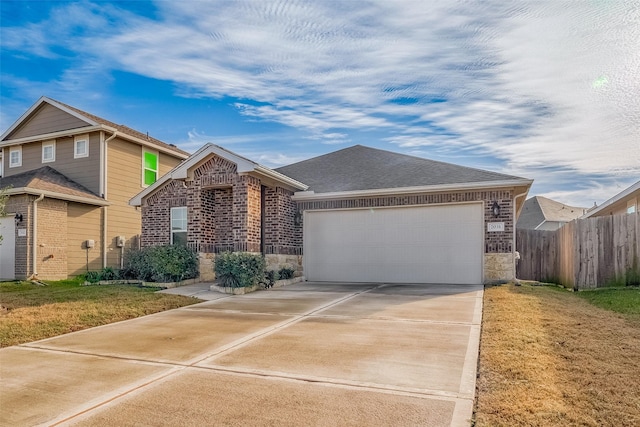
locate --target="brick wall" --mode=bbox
[36,198,68,280]
[4,195,70,280]
[264,187,301,254]
[141,154,298,255]
[296,189,514,254]
[142,180,187,247]
[232,175,261,252]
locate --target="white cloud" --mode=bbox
[2,0,638,206]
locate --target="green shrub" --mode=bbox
[215,252,266,288]
[85,267,120,283]
[122,245,198,282]
[264,269,279,287]
[278,266,295,280]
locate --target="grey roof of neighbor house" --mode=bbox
[275,145,530,193]
[517,196,587,229]
[0,166,106,204]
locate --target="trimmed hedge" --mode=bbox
[121,245,199,283]
[215,252,266,288]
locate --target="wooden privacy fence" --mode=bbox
[516,212,640,289]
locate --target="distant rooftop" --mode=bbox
[517,196,587,229]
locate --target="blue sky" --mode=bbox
[1,0,638,207]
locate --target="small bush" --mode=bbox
[122,245,198,282]
[278,267,295,280]
[215,252,266,288]
[264,269,279,287]
[85,267,120,283]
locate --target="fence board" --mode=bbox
[517,212,640,289]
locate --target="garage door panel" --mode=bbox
[304,204,483,284]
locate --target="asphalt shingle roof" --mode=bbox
[0,166,105,203]
[49,99,190,157]
[517,196,587,229]
[276,145,528,193]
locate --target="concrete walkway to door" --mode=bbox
[0,282,483,427]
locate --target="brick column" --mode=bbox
[233,175,262,252]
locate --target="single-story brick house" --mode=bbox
[130,144,533,284]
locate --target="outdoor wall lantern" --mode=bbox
[14,213,23,225]
[294,211,303,226]
[491,201,501,218]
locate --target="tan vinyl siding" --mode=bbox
[1,133,102,195]
[67,203,102,276]
[8,103,90,140]
[106,138,143,267]
[159,152,183,175]
[105,139,184,267]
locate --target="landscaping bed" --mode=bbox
[474,284,640,426]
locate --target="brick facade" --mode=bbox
[4,195,69,280]
[140,154,301,255]
[296,189,514,254]
[36,198,68,280]
[264,186,300,255]
[138,151,518,283]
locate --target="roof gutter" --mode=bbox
[0,126,103,147]
[253,166,308,191]
[5,188,110,206]
[1,125,189,159]
[292,179,534,201]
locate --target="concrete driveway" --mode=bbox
[0,282,483,427]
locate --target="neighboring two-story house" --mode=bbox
[0,97,189,280]
[581,180,640,218]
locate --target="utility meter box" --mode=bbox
[116,236,126,248]
[85,239,95,249]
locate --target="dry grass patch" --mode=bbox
[0,280,200,347]
[475,284,640,427]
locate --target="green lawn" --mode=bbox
[0,278,200,347]
[575,287,640,316]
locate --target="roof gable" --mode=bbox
[130,143,308,206]
[2,99,95,141]
[276,145,530,194]
[1,97,189,158]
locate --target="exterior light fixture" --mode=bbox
[294,211,303,226]
[491,201,501,218]
[15,213,23,225]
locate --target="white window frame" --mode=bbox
[74,134,89,159]
[42,140,56,163]
[627,199,637,215]
[9,146,22,168]
[170,206,188,245]
[142,148,159,187]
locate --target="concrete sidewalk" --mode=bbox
[0,282,483,426]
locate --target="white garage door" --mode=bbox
[303,203,483,284]
[0,216,16,280]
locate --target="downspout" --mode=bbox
[513,189,528,282]
[102,130,118,268]
[30,193,45,279]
